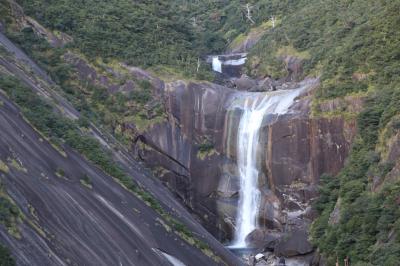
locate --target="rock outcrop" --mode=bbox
[135,77,358,244]
[135,81,235,237]
[274,230,314,257]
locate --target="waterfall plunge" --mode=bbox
[212,56,222,73]
[229,87,305,248]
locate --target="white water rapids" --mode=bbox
[229,87,306,248]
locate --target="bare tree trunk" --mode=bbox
[245,3,255,24]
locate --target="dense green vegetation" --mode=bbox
[311,87,400,265]
[7,0,291,76]
[0,197,19,235]
[0,181,18,266]
[248,0,400,98]
[0,178,20,240]
[18,1,193,66]
[14,0,222,76]
[0,245,15,266]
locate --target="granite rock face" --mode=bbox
[135,81,236,237]
[135,78,358,242]
[0,31,243,266]
[0,94,223,266]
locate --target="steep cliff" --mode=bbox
[135,77,358,246]
[1,0,399,265]
[0,91,217,266]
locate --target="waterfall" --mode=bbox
[229,87,305,248]
[212,56,222,73]
[224,57,247,66]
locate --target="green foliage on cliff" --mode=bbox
[311,87,400,265]
[310,80,400,264]
[7,26,165,138]
[0,244,15,266]
[0,187,20,236]
[248,0,400,97]
[0,178,21,242]
[0,74,133,184]
[197,140,216,160]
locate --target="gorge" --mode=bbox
[1,1,400,265]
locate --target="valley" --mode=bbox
[0,1,399,265]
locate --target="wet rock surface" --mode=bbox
[245,229,281,249]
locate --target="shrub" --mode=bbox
[0,245,15,266]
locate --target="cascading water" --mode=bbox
[212,56,222,73]
[211,54,247,74]
[229,87,306,248]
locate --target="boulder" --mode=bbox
[245,229,281,249]
[251,77,277,92]
[274,230,313,257]
[255,260,269,266]
[232,75,258,91]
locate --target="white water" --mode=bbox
[230,87,305,248]
[224,57,247,66]
[211,55,247,73]
[212,56,222,73]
